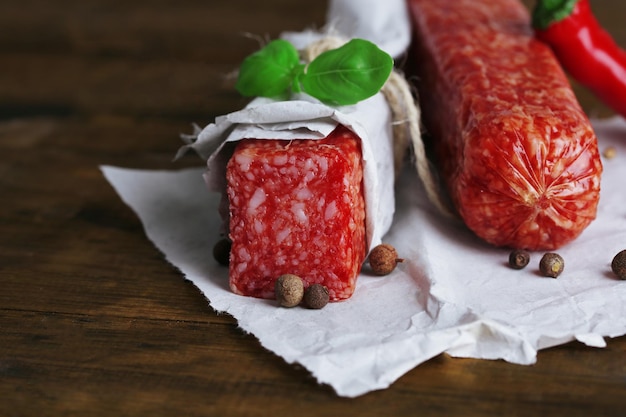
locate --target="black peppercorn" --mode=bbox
[508,249,530,270]
[539,253,564,278]
[611,250,626,280]
[213,238,231,266]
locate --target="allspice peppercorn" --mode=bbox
[603,146,617,160]
[213,238,231,266]
[368,243,403,275]
[611,250,626,280]
[539,253,564,278]
[303,284,329,309]
[274,274,304,307]
[508,249,530,270]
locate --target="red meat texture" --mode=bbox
[226,126,366,301]
[408,0,602,250]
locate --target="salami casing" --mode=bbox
[407,0,602,250]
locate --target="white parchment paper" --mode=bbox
[102,116,626,398]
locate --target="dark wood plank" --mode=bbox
[0,0,326,121]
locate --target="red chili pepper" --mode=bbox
[533,0,626,118]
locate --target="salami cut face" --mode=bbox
[407,0,602,250]
[226,126,366,301]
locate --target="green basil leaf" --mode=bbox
[235,39,304,98]
[298,39,393,106]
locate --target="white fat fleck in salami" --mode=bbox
[247,188,266,213]
[291,202,308,223]
[324,201,338,221]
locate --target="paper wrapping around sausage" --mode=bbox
[178,93,399,300]
[407,0,603,250]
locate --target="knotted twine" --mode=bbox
[302,36,454,218]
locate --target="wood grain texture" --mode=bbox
[1,1,625,416]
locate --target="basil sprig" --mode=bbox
[235,38,393,106]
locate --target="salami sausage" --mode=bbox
[407,0,602,250]
[226,126,366,301]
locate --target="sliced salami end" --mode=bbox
[226,126,366,301]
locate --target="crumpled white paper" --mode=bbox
[325,0,410,58]
[102,116,626,398]
[283,0,410,58]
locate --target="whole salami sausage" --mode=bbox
[407,0,602,250]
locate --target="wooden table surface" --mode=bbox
[2,1,626,416]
